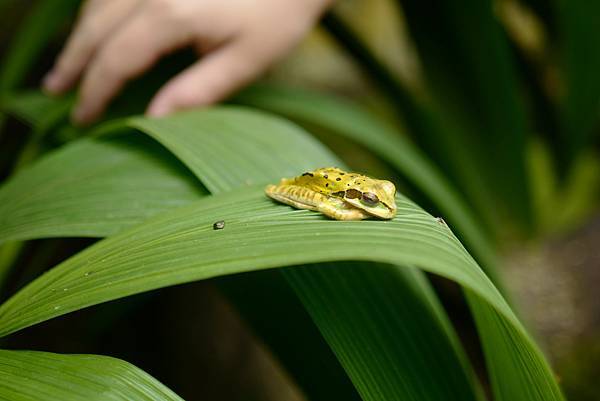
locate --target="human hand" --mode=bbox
[42,0,333,125]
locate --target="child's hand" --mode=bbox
[42,0,333,124]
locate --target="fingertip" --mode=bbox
[146,98,172,117]
[42,72,65,95]
[70,104,95,127]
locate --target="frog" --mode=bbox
[265,167,397,220]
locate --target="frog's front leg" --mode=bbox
[316,198,370,220]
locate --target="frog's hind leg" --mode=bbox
[265,184,369,220]
[265,184,321,212]
[316,199,370,221]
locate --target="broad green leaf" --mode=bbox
[0,349,183,401]
[120,109,336,192]
[234,84,500,281]
[396,0,532,226]
[0,134,203,243]
[0,188,487,401]
[0,186,561,400]
[0,107,562,400]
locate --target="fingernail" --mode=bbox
[147,101,170,117]
[42,72,61,93]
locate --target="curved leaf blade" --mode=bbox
[120,108,337,193]
[0,188,510,334]
[0,187,562,400]
[0,349,183,401]
[0,134,204,243]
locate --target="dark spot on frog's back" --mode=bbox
[346,188,362,199]
[302,172,314,177]
[340,172,345,175]
[325,183,329,187]
[336,177,341,181]
[332,191,345,197]
[323,174,328,179]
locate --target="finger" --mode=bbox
[43,0,140,94]
[72,9,189,124]
[147,42,265,116]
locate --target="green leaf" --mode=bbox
[121,109,337,192]
[0,186,560,400]
[0,107,562,400]
[0,349,183,401]
[0,134,203,243]
[0,186,507,331]
[234,84,500,281]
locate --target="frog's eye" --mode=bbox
[346,189,362,199]
[361,192,379,206]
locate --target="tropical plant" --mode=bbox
[0,0,598,400]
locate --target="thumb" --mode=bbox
[147,42,261,116]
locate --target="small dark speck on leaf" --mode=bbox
[213,220,225,230]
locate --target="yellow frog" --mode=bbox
[265,167,397,220]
